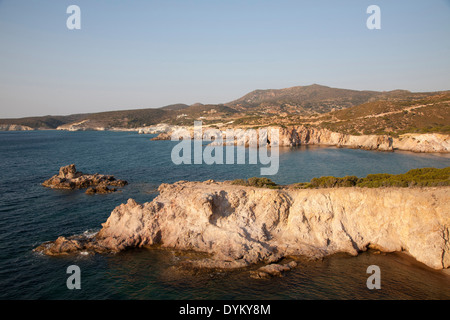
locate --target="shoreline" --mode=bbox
[149,124,450,153]
[2,126,449,154]
[35,181,450,272]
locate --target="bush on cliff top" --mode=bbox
[231,177,279,189]
[295,167,450,189]
[230,167,449,189]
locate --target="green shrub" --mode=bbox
[230,179,247,186]
[247,177,278,188]
[309,175,360,188]
[230,177,278,188]
[300,167,449,189]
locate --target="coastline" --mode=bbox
[2,124,449,153]
[35,180,450,272]
[149,124,450,153]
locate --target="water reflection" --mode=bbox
[98,248,450,300]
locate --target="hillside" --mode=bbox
[225,84,439,115]
[0,104,235,130]
[226,90,450,136]
[0,114,87,130]
[315,92,450,136]
[1,85,449,134]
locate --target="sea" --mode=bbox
[0,130,449,300]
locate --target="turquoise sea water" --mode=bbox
[0,130,449,300]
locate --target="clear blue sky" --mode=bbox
[0,0,449,118]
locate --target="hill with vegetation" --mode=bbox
[315,92,450,136]
[0,104,237,129]
[225,84,440,115]
[1,85,448,135]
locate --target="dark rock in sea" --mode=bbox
[42,164,127,191]
[250,261,298,279]
[85,186,118,195]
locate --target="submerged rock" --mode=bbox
[42,164,127,191]
[85,186,118,195]
[250,261,298,279]
[35,181,450,271]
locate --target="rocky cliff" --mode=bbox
[154,125,450,153]
[393,133,450,153]
[35,181,450,270]
[276,126,394,151]
[0,124,34,131]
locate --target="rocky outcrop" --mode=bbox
[250,261,298,279]
[42,164,127,191]
[56,120,109,131]
[393,133,450,153]
[35,181,450,270]
[0,124,34,131]
[85,186,118,195]
[138,123,175,134]
[150,132,173,141]
[276,126,394,151]
[153,125,394,151]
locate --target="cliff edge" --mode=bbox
[35,181,450,271]
[152,125,450,153]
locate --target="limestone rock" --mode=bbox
[153,124,449,153]
[35,181,450,270]
[58,164,80,179]
[0,124,34,131]
[393,133,450,153]
[42,164,127,191]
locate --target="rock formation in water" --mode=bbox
[85,186,118,195]
[42,164,127,191]
[35,180,450,271]
[250,261,298,279]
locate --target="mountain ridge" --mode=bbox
[1,84,448,133]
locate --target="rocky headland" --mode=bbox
[42,164,127,192]
[35,180,450,271]
[0,124,34,131]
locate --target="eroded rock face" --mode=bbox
[35,181,450,270]
[393,133,450,153]
[275,126,394,151]
[0,124,34,131]
[152,124,450,153]
[42,164,127,191]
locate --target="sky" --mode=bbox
[0,0,449,118]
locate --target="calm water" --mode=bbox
[0,130,449,300]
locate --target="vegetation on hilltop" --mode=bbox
[230,177,279,189]
[226,84,440,115]
[230,167,450,189]
[0,114,87,129]
[316,93,450,136]
[294,167,450,188]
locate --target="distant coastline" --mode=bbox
[2,123,449,154]
[2,85,449,135]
